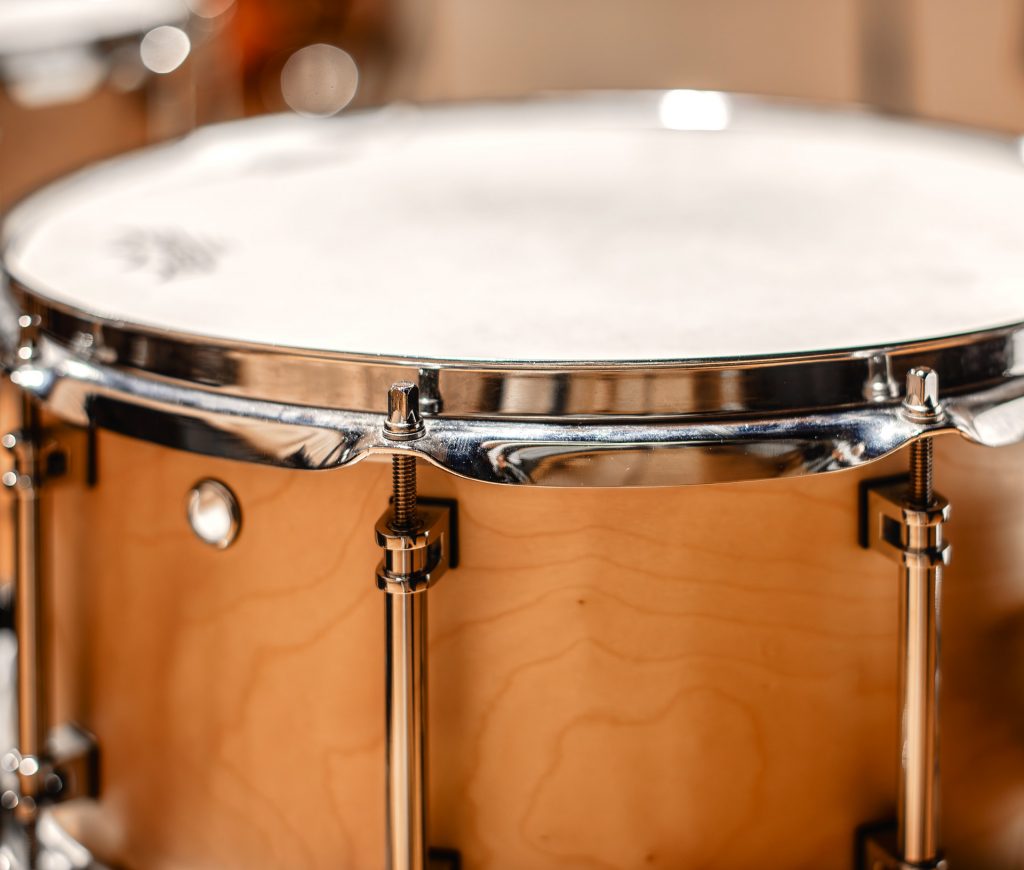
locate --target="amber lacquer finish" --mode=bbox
[35,431,1024,869]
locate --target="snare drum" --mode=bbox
[2,93,1024,870]
[0,0,233,210]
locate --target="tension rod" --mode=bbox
[898,368,944,866]
[860,366,949,870]
[374,383,453,870]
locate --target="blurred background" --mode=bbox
[244,0,1024,128]
[0,0,1022,164]
[5,0,1024,197]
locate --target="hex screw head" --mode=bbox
[903,367,942,419]
[384,382,425,441]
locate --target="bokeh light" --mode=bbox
[139,25,191,75]
[280,43,358,118]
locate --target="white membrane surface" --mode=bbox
[4,94,1024,363]
[0,0,187,56]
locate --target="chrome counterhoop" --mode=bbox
[7,328,1024,487]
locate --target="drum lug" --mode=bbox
[857,368,949,870]
[375,504,453,594]
[861,483,950,569]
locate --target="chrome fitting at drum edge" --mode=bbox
[383,382,426,442]
[864,483,951,569]
[375,505,451,595]
[902,367,944,423]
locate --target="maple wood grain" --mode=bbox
[28,429,1024,869]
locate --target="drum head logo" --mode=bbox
[112,227,228,282]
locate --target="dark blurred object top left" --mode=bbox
[0,0,242,209]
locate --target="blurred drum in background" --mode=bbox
[0,0,240,211]
[0,0,240,590]
[1,93,1024,870]
[0,5,240,858]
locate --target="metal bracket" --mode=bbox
[860,478,951,567]
[376,502,454,595]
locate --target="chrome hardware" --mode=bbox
[375,385,455,870]
[0,399,99,867]
[384,382,426,443]
[375,505,451,595]
[384,584,427,870]
[903,367,943,422]
[9,320,1024,488]
[1,723,99,814]
[859,368,948,870]
[417,369,442,416]
[11,273,1024,424]
[186,479,241,549]
[863,353,899,403]
[13,317,39,366]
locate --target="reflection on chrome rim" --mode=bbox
[8,328,1024,487]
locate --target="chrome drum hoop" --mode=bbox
[8,282,1024,424]
[5,314,1024,488]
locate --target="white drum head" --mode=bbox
[4,93,1024,363]
[0,0,188,58]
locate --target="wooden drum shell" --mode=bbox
[35,429,1024,870]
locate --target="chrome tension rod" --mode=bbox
[860,367,949,870]
[374,383,455,870]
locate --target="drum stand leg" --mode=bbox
[375,384,458,870]
[0,327,100,869]
[858,368,949,870]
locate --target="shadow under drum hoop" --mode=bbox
[0,0,227,211]
[1,93,1024,869]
